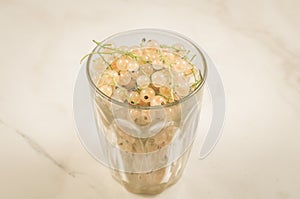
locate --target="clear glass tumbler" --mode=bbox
[86,29,207,194]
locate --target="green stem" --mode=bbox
[98,53,112,69]
[190,54,196,62]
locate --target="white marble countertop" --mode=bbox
[1,0,299,198]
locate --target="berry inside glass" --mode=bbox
[84,29,206,194]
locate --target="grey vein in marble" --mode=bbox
[0,118,75,178]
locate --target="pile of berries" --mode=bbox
[88,39,201,106]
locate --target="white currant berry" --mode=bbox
[127,61,139,72]
[99,85,113,97]
[118,71,131,85]
[140,87,155,103]
[140,64,153,76]
[93,58,106,73]
[125,79,136,90]
[152,59,165,70]
[159,86,172,99]
[151,70,169,87]
[173,58,189,72]
[174,83,189,97]
[136,75,150,88]
[146,40,159,47]
[116,58,129,71]
[128,91,140,105]
[150,95,167,106]
[112,88,128,102]
[129,109,152,126]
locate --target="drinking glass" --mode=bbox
[86,29,207,194]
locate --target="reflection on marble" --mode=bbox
[0,0,299,198]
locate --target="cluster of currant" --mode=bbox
[84,39,201,107]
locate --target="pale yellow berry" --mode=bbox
[159,86,172,99]
[140,64,154,76]
[127,61,139,72]
[99,85,113,97]
[151,70,169,87]
[128,91,140,105]
[116,58,129,71]
[140,87,155,103]
[129,109,152,126]
[175,85,189,97]
[173,58,189,72]
[106,70,119,80]
[150,95,167,106]
[136,75,150,88]
[166,52,175,61]
[118,71,131,85]
[146,40,159,47]
[111,88,128,102]
[131,48,143,56]
[98,74,114,86]
[93,58,106,73]
[152,59,164,70]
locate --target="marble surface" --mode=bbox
[1,0,300,198]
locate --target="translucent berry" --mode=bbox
[118,71,131,85]
[98,74,111,86]
[142,55,151,62]
[128,91,140,105]
[116,58,129,71]
[174,83,189,97]
[130,70,141,80]
[127,61,139,72]
[146,40,159,47]
[106,70,119,81]
[140,87,155,103]
[125,79,136,90]
[93,58,106,73]
[111,88,128,102]
[140,64,153,76]
[131,48,143,56]
[99,85,113,97]
[149,52,159,61]
[150,95,167,106]
[159,86,172,99]
[173,58,189,72]
[152,62,164,70]
[163,52,175,61]
[145,126,175,151]
[136,75,150,88]
[98,70,118,86]
[151,70,169,87]
[129,109,152,126]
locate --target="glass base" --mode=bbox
[111,146,192,195]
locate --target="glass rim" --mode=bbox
[86,28,207,110]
